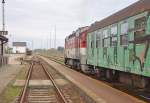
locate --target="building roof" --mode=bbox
[88,0,150,33]
[13,42,26,47]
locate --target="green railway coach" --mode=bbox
[87,0,150,87]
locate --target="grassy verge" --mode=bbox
[40,54,64,64]
[0,65,28,103]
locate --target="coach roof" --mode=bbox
[88,0,150,33]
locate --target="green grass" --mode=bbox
[40,54,64,64]
[0,65,28,103]
[15,65,28,80]
[0,83,21,103]
[39,50,64,65]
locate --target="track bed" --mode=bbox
[14,57,86,103]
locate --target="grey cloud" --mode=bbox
[0,0,139,49]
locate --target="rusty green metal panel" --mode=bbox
[87,11,150,77]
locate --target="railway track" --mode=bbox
[17,58,69,103]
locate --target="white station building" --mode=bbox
[12,42,27,54]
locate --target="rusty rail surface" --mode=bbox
[18,59,68,103]
[19,62,34,103]
[41,63,68,103]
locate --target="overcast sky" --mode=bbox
[0,0,139,49]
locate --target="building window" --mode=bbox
[96,30,102,48]
[134,17,147,39]
[120,22,128,45]
[102,29,109,47]
[111,26,118,46]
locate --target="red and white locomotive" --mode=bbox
[64,26,89,73]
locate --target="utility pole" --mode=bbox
[54,25,56,49]
[47,36,48,50]
[50,31,51,49]
[46,36,49,55]
[32,40,34,51]
[1,0,5,56]
[2,0,5,31]
[40,40,42,49]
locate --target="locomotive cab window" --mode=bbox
[120,22,128,46]
[111,26,118,47]
[103,29,109,47]
[134,17,147,39]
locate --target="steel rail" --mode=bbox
[19,62,34,103]
[41,62,68,103]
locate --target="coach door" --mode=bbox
[130,16,147,72]
[96,30,103,66]
[110,26,118,65]
[119,22,129,69]
[87,33,95,65]
[102,29,109,66]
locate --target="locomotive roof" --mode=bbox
[66,26,88,39]
[87,0,150,33]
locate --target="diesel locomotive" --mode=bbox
[64,0,150,88]
[65,26,89,72]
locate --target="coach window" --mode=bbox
[103,29,109,47]
[89,34,92,49]
[134,17,147,39]
[96,30,102,48]
[87,34,90,49]
[120,22,128,46]
[89,34,91,49]
[111,26,118,47]
[91,33,94,48]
